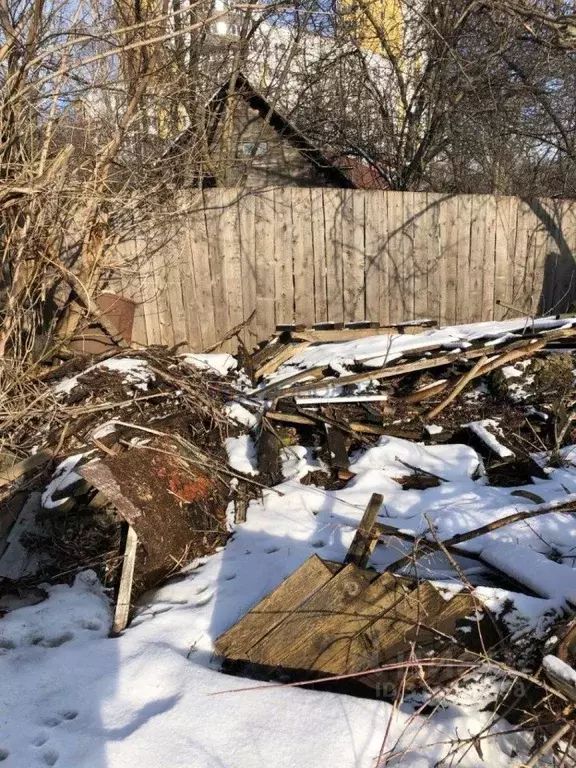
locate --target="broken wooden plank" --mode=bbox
[345,493,384,568]
[258,424,282,485]
[111,523,138,635]
[273,329,576,400]
[253,364,326,398]
[255,342,311,380]
[426,356,488,419]
[248,563,372,667]
[0,449,53,489]
[290,325,439,343]
[215,555,337,658]
[324,423,349,471]
[313,574,409,675]
[295,395,389,405]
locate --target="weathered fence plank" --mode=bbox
[124,189,576,351]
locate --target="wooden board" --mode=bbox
[274,186,294,326]
[187,192,217,349]
[386,191,405,323]
[254,191,277,338]
[120,189,576,351]
[292,187,315,326]
[238,193,257,348]
[248,563,371,666]
[313,573,409,675]
[457,195,473,323]
[364,191,388,324]
[342,189,365,323]
[215,555,336,659]
[438,195,459,324]
[324,189,344,323]
[481,195,497,321]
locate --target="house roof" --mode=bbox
[330,155,389,190]
[208,73,356,188]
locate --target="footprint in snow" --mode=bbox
[193,591,214,608]
[265,546,280,554]
[32,733,49,747]
[41,747,59,766]
[41,710,78,728]
[0,749,8,761]
[78,619,102,631]
[32,632,74,648]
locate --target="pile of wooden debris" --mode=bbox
[0,347,251,629]
[2,315,576,728]
[243,317,576,488]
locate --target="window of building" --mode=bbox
[242,141,268,157]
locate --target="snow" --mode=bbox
[0,471,537,768]
[54,358,155,394]
[480,542,576,605]
[41,454,87,509]
[224,402,259,429]
[9,318,576,767]
[225,435,259,476]
[181,353,238,375]
[465,420,514,459]
[543,654,576,688]
[282,317,576,375]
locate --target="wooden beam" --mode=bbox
[345,493,384,568]
[111,523,138,635]
[0,449,53,489]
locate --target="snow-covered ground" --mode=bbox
[4,432,576,766]
[3,321,576,767]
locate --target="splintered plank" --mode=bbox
[112,523,138,635]
[248,563,372,668]
[345,493,383,568]
[312,573,409,676]
[215,555,336,659]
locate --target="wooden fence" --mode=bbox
[119,188,576,351]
